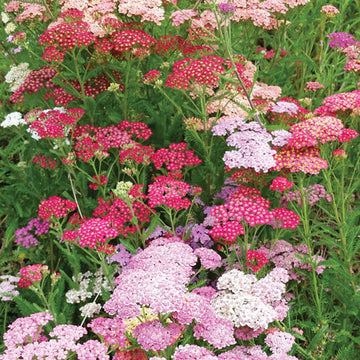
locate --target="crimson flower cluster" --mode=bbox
[245,250,269,272]
[38,196,77,220]
[151,142,202,178]
[31,154,57,168]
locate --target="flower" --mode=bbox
[333,148,347,159]
[219,3,236,13]
[38,196,77,220]
[270,177,294,193]
[194,248,222,270]
[245,250,269,272]
[305,81,324,92]
[1,111,26,128]
[321,5,340,18]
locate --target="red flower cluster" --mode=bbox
[95,29,156,57]
[39,21,95,53]
[28,108,84,139]
[151,142,202,178]
[209,220,245,245]
[38,196,77,220]
[165,56,226,90]
[70,121,150,162]
[268,208,300,230]
[89,174,108,190]
[31,154,57,168]
[147,176,197,211]
[246,250,269,272]
[93,194,151,237]
[119,144,155,165]
[142,70,162,84]
[18,264,50,288]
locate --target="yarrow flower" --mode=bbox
[305,81,324,92]
[18,264,50,288]
[0,275,20,301]
[38,196,77,220]
[271,101,299,115]
[14,217,50,248]
[246,250,269,272]
[1,111,26,128]
[321,5,340,18]
[270,177,294,193]
[333,148,347,159]
[219,3,236,13]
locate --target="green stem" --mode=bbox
[298,176,322,316]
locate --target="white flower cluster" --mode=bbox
[1,112,26,128]
[65,268,114,304]
[113,181,134,200]
[80,302,101,318]
[5,63,31,93]
[211,268,289,330]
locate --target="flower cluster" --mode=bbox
[257,240,326,280]
[89,174,108,190]
[38,196,77,220]
[212,117,276,173]
[0,275,20,301]
[1,312,109,359]
[246,250,269,272]
[103,239,236,349]
[151,142,202,178]
[18,264,50,288]
[31,154,57,168]
[165,56,226,90]
[28,108,84,139]
[14,217,50,248]
[270,177,294,193]
[4,62,31,92]
[211,267,290,329]
[147,175,198,211]
[279,184,332,207]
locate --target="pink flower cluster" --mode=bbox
[1,313,109,359]
[279,184,332,207]
[288,116,344,148]
[208,184,295,245]
[18,264,50,288]
[147,175,200,211]
[270,177,294,193]
[103,238,236,350]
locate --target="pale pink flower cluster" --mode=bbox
[321,5,340,18]
[170,9,198,27]
[205,0,310,29]
[54,0,118,37]
[117,0,165,25]
[1,313,109,359]
[305,81,324,92]
[5,1,49,23]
